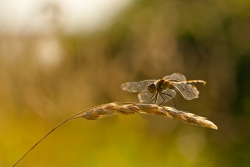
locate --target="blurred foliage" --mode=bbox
[1,0,250,166]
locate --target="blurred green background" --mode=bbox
[1,0,250,166]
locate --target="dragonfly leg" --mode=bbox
[159,93,167,106]
[160,93,171,106]
[154,92,159,104]
[148,92,157,104]
[148,92,158,104]
[162,93,176,108]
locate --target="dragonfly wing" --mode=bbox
[138,90,154,103]
[121,80,156,92]
[163,73,186,82]
[173,83,199,100]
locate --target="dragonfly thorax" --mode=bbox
[147,79,171,94]
[157,79,171,90]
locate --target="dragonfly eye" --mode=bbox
[147,83,156,93]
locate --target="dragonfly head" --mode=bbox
[147,83,157,93]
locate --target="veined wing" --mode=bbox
[138,90,152,103]
[162,73,186,82]
[121,80,156,92]
[138,89,176,104]
[172,83,199,100]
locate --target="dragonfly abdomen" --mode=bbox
[184,80,206,85]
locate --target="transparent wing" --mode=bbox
[173,83,199,100]
[138,89,176,104]
[121,80,156,92]
[138,90,153,103]
[162,73,186,82]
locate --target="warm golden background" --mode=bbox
[1,0,250,166]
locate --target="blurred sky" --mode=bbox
[0,0,131,34]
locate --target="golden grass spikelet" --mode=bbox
[72,102,217,130]
[13,102,217,167]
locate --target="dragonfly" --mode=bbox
[121,73,206,106]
